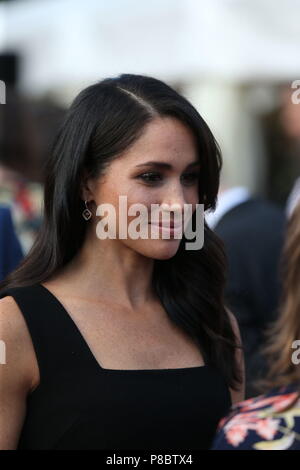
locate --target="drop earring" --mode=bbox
[82,200,92,221]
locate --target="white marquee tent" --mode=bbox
[0,0,299,98]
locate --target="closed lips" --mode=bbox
[149,222,182,229]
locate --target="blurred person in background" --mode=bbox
[211,200,300,450]
[0,88,65,253]
[0,52,65,253]
[0,88,43,253]
[0,205,23,281]
[261,83,300,209]
[206,184,285,398]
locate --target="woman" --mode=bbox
[0,74,244,450]
[212,201,300,450]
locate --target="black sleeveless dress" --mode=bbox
[0,284,232,450]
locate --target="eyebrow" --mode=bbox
[135,161,200,170]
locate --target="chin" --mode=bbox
[141,240,181,260]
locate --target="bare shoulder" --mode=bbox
[0,296,40,394]
[0,296,40,449]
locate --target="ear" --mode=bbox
[80,169,96,202]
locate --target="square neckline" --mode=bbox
[37,283,208,374]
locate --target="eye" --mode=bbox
[181,172,199,186]
[137,172,163,184]
[136,171,199,186]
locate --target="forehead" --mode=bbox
[116,116,198,167]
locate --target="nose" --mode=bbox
[160,183,186,219]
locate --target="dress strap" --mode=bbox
[0,284,88,386]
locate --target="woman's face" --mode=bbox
[84,116,200,260]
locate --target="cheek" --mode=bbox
[185,187,199,212]
[98,184,154,233]
[94,178,133,209]
[182,189,199,229]
[125,186,155,220]
[126,183,153,202]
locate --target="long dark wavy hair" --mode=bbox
[0,74,242,390]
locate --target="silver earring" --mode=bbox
[82,200,92,221]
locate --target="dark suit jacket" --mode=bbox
[0,206,23,281]
[214,198,286,398]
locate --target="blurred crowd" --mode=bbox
[0,52,65,259]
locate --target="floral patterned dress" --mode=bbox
[211,383,300,450]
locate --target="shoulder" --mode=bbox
[212,386,300,450]
[0,206,13,227]
[0,205,11,217]
[0,295,25,335]
[216,199,285,238]
[0,296,39,394]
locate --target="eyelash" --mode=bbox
[137,172,199,186]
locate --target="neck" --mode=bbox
[55,227,157,310]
